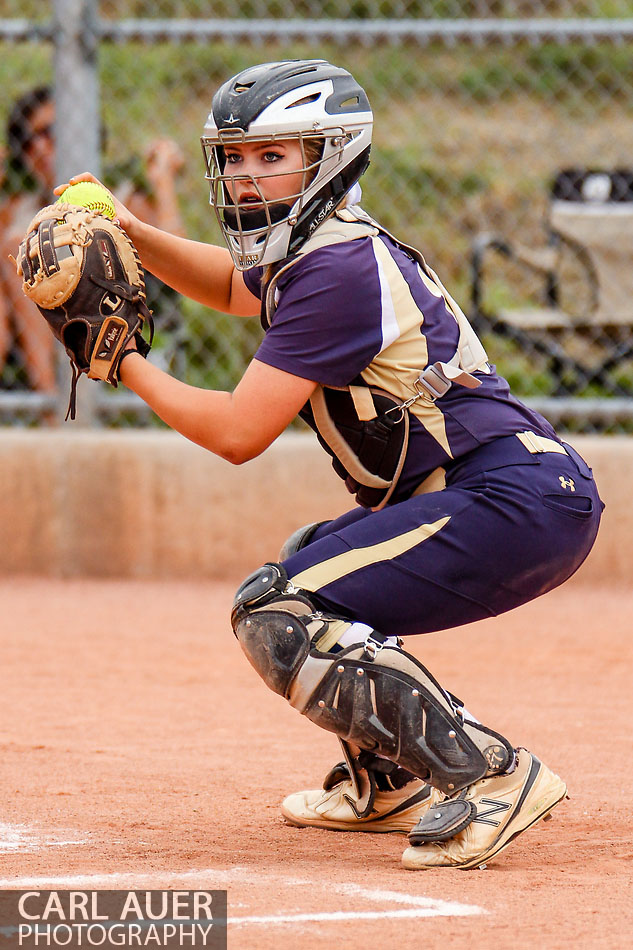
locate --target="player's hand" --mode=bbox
[53,171,138,235]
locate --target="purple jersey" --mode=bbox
[243,221,559,502]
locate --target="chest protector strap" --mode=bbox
[307,385,410,509]
[260,209,489,508]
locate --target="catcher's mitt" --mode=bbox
[15,203,154,419]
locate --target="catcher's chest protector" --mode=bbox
[260,209,489,509]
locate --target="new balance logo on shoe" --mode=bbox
[473,798,512,827]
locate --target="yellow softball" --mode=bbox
[57,181,116,219]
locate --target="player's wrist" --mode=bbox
[119,210,144,243]
[124,215,157,259]
[117,347,144,381]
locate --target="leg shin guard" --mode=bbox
[232,563,513,795]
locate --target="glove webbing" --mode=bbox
[39,219,60,278]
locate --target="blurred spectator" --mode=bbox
[0,86,185,393]
[0,87,57,391]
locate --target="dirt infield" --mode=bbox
[1,577,631,949]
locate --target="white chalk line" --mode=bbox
[0,868,485,924]
[232,908,480,924]
[0,824,90,855]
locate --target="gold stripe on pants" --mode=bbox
[290,515,451,593]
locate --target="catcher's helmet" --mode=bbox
[201,60,372,269]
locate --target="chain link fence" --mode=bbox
[2,1,633,430]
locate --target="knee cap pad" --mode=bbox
[278,521,328,561]
[232,563,322,698]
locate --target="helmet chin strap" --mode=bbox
[223,202,293,233]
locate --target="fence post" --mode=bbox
[52,0,101,426]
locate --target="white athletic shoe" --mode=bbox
[282,768,441,834]
[401,748,567,870]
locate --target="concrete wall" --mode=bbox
[0,430,628,584]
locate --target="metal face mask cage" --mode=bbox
[201,128,358,270]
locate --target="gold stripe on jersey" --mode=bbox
[289,515,451,592]
[360,236,453,458]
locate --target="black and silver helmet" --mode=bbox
[201,60,372,269]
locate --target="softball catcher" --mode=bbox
[20,59,603,870]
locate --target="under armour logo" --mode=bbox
[473,798,512,827]
[559,476,576,492]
